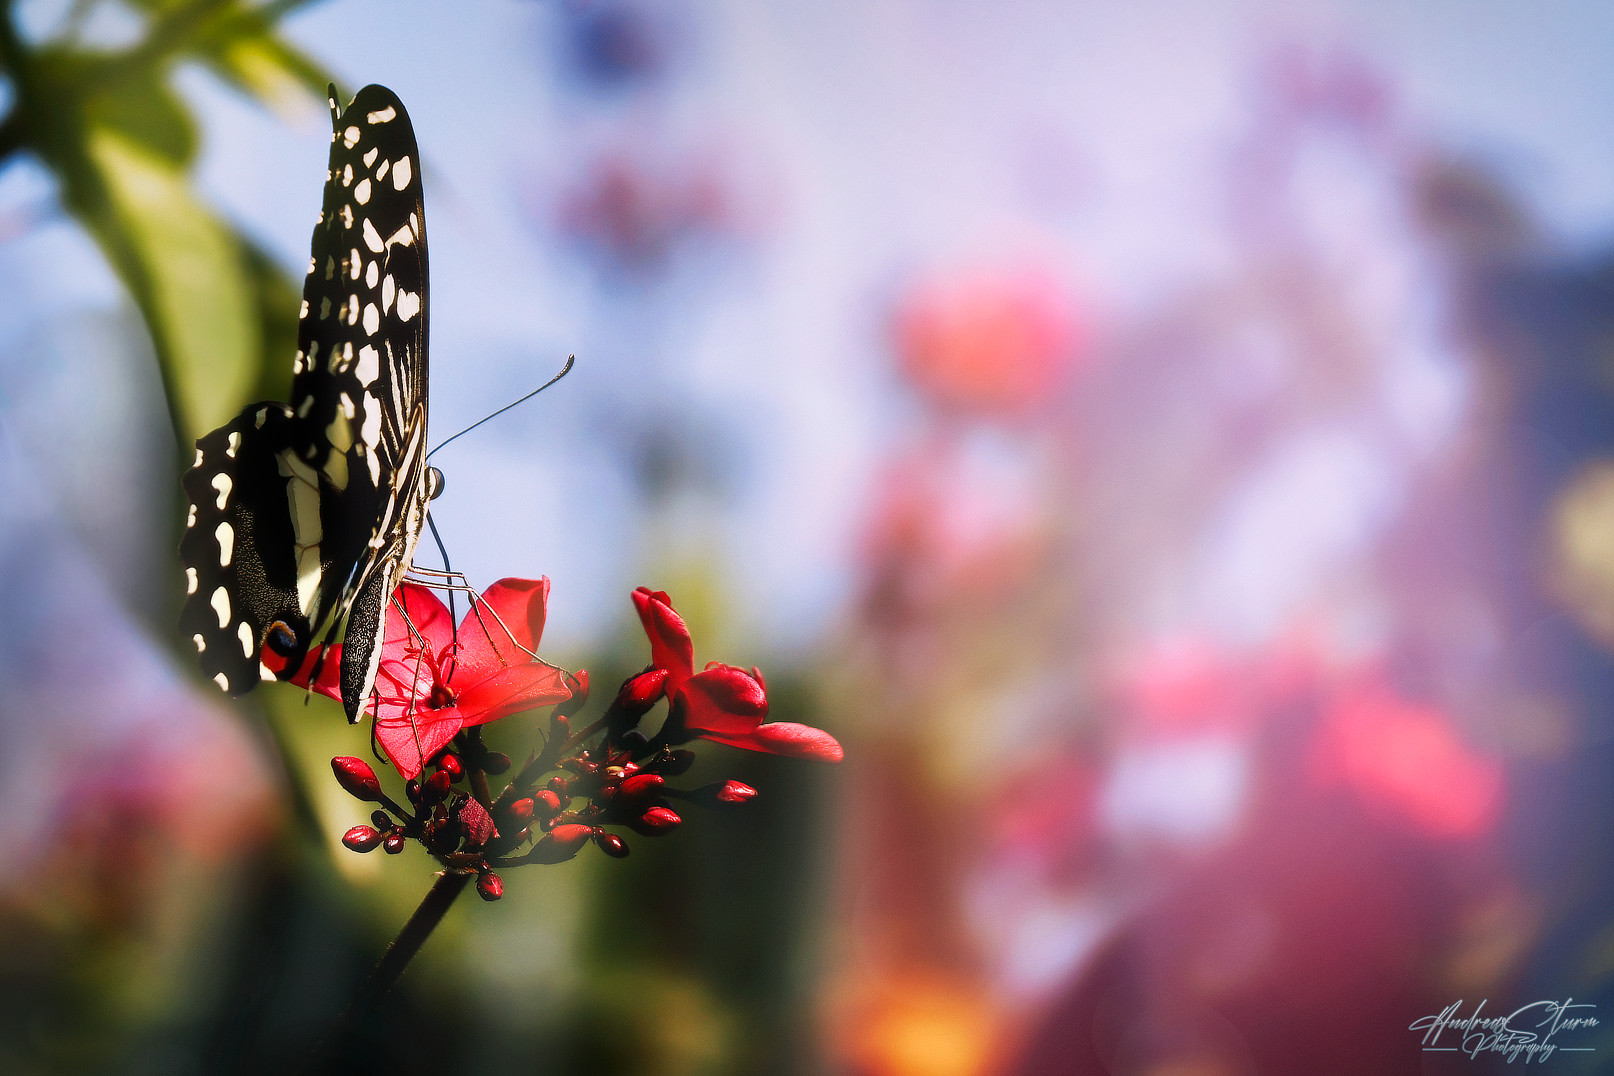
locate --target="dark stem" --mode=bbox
[312,869,472,1067]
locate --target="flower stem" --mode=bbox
[316,869,472,1061]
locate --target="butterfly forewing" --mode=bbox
[180,84,432,722]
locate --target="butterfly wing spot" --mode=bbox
[364,147,380,167]
[356,346,380,386]
[385,224,413,249]
[346,294,360,326]
[343,125,361,149]
[396,290,421,322]
[226,432,241,458]
[255,408,267,429]
[376,159,390,182]
[297,396,314,419]
[367,106,397,123]
[299,300,309,321]
[366,261,379,289]
[342,163,353,187]
[382,274,396,313]
[211,586,231,629]
[193,633,206,652]
[362,218,385,254]
[186,504,197,528]
[238,621,255,658]
[215,521,235,567]
[355,178,372,205]
[194,448,204,468]
[363,303,380,336]
[211,472,232,509]
[349,248,362,280]
[186,566,198,594]
[391,156,412,191]
[360,396,384,457]
[214,673,230,691]
[320,296,332,320]
[340,204,354,229]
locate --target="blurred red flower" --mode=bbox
[893,263,1084,417]
[1312,680,1503,837]
[298,579,572,779]
[631,587,843,761]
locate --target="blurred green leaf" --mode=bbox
[0,1,336,447]
[73,127,258,442]
[88,68,197,165]
[201,18,331,105]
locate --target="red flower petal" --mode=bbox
[374,702,464,780]
[631,587,695,688]
[384,583,455,655]
[456,663,573,727]
[455,577,552,684]
[459,797,500,846]
[675,664,769,736]
[697,721,844,762]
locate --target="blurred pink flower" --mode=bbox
[893,263,1084,417]
[1312,680,1503,837]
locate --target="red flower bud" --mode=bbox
[507,798,536,825]
[434,753,463,779]
[371,810,393,829]
[595,831,629,858]
[610,668,669,722]
[421,769,453,805]
[406,778,422,803]
[477,872,504,901]
[551,713,570,738]
[482,752,512,775]
[619,773,666,800]
[548,776,569,794]
[331,757,384,803]
[550,823,595,847]
[555,669,590,719]
[383,832,406,854]
[718,780,757,806]
[629,806,682,835]
[534,790,564,817]
[530,823,594,863]
[342,825,382,852]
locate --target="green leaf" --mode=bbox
[75,127,259,444]
[86,70,196,165]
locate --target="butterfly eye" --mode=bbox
[266,621,301,657]
[427,466,446,501]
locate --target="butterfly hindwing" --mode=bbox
[181,84,432,722]
[179,404,312,694]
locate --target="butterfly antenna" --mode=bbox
[426,511,458,631]
[428,354,575,459]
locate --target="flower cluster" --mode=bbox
[307,578,841,898]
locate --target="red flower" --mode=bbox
[630,587,842,762]
[299,579,572,779]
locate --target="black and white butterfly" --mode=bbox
[181,84,437,723]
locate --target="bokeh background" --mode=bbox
[2,0,1614,1073]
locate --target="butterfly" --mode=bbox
[181,84,436,723]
